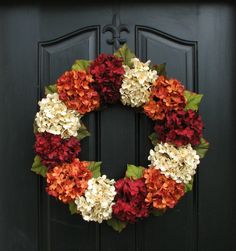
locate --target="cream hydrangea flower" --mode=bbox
[120,58,158,107]
[75,175,116,223]
[35,93,82,138]
[148,142,200,184]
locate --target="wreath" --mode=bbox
[32,44,209,232]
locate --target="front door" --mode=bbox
[0,3,235,251]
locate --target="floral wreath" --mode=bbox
[32,44,209,232]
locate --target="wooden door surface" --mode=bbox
[0,2,235,251]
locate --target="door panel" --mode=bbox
[38,26,100,251]
[135,26,197,250]
[136,26,197,88]
[0,3,235,251]
[39,26,100,88]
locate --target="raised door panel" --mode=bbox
[135,25,198,251]
[38,26,100,251]
[136,26,197,89]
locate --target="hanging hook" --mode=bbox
[103,13,130,50]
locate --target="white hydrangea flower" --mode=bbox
[148,142,200,184]
[75,175,116,223]
[35,93,82,138]
[120,58,158,107]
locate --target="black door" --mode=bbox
[0,2,235,251]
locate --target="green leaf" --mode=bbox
[151,208,166,216]
[107,218,127,233]
[33,120,38,134]
[152,63,167,76]
[125,164,145,180]
[88,161,102,178]
[184,90,203,111]
[68,201,78,215]
[31,155,47,177]
[194,137,209,158]
[114,44,136,67]
[45,84,57,95]
[184,178,194,193]
[76,123,90,141]
[149,132,159,146]
[72,59,91,72]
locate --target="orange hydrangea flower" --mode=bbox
[57,70,100,114]
[143,76,186,120]
[46,158,92,204]
[144,167,185,209]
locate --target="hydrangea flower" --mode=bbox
[75,175,116,223]
[148,142,200,184]
[34,132,81,168]
[120,58,157,107]
[57,70,100,114]
[154,109,203,146]
[144,168,185,209]
[89,54,125,104]
[144,76,186,120]
[112,177,149,223]
[46,159,92,203]
[35,93,82,138]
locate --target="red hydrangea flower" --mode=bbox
[89,54,125,104]
[34,132,81,168]
[154,109,203,147]
[112,178,149,223]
